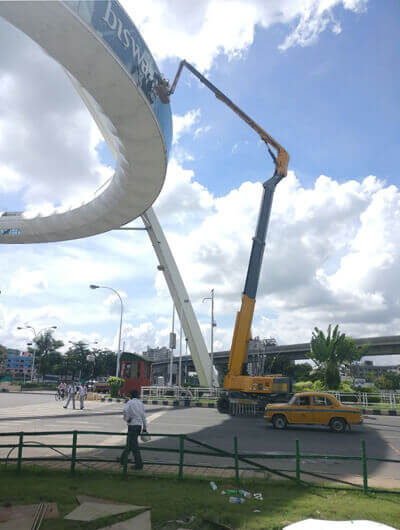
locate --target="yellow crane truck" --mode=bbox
[167,61,292,415]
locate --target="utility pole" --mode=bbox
[178,306,183,389]
[169,304,176,386]
[203,289,216,388]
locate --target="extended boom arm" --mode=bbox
[167,60,289,388]
[168,60,289,177]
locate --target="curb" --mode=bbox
[100,397,129,403]
[141,399,215,408]
[100,397,215,408]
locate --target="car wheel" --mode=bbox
[272,414,287,429]
[330,417,346,433]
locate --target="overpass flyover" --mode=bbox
[151,335,400,385]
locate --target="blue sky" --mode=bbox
[162,0,400,194]
[1,0,400,366]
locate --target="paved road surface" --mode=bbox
[0,392,53,409]
[0,393,399,487]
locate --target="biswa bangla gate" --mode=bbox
[0,0,214,388]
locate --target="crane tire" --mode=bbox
[217,396,230,414]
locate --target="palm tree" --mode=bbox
[307,324,364,389]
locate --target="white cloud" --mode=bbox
[0,18,112,211]
[121,322,160,353]
[0,165,23,194]
[152,169,400,350]
[103,290,128,316]
[1,162,399,358]
[173,109,201,144]
[194,125,212,138]
[123,0,367,70]
[154,157,214,226]
[9,269,48,296]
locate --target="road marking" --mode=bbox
[387,442,400,457]
[100,410,167,446]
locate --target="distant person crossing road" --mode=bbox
[63,382,77,409]
[79,383,87,410]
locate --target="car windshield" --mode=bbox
[289,395,297,405]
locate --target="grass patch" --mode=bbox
[1,467,400,529]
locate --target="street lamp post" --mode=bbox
[17,325,57,382]
[90,285,123,377]
[202,289,216,389]
[86,353,96,379]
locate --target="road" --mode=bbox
[0,392,53,409]
[0,393,399,488]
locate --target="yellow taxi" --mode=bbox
[265,392,362,433]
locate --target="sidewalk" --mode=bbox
[16,458,400,490]
[0,399,124,422]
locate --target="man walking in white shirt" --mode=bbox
[119,390,148,470]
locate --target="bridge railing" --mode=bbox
[140,386,222,401]
[333,391,400,409]
[141,387,400,409]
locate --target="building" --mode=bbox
[0,345,7,374]
[120,352,152,396]
[5,351,32,378]
[143,346,171,362]
[351,360,399,379]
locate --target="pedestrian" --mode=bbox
[64,382,77,409]
[57,381,66,399]
[119,389,148,470]
[79,383,87,410]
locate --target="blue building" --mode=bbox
[5,351,32,377]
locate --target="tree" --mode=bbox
[375,373,400,390]
[263,356,313,381]
[64,342,91,380]
[307,325,365,390]
[29,330,64,377]
[264,355,294,376]
[292,362,313,381]
[93,349,117,377]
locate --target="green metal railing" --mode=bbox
[0,430,399,495]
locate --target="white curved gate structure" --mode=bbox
[0,0,172,243]
[0,1,215,387]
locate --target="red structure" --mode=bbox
[120,353,152,396]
